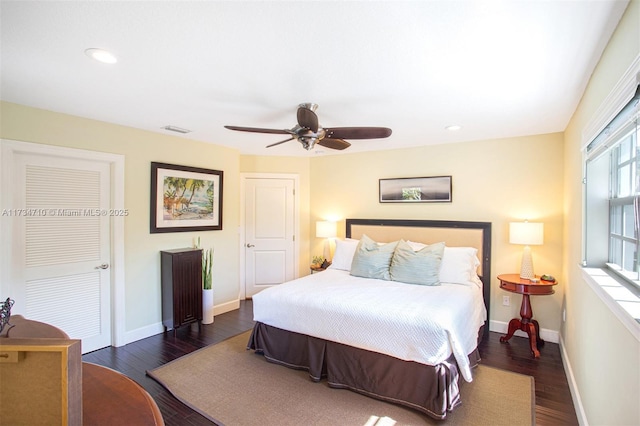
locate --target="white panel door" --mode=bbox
[244,178,295,298]
[7,152,112,353]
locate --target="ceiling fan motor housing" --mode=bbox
[224,103,391,151]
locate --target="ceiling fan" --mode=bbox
[224,103,392,151]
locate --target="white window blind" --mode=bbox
[584,84,640,286]
[586,84,640,162]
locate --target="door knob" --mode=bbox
[95,263,110,270]
[246,243,255,248]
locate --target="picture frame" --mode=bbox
[379,176,452,203]
[150,162,223,233]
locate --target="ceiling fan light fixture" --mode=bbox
[84,48,117,64]
[300,136,317,150]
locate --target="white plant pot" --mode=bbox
[202,288,214,324]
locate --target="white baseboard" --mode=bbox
[120,298,242,347]
[489,320,559,344]
[123,322,165,346]
[214,299,240,316]
[559,335,588,426]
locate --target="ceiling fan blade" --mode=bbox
[317,138,351,150]
[324,127,392,140]
[297,107,319,132]
[225,125,291,135]
[266,137,295,148]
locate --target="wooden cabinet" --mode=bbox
[161,248,203,333]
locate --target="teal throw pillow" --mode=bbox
[390,240,445,285]
[350,234,398,280]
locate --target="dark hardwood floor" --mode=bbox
[477,329,579,425]
[83,300,578,425]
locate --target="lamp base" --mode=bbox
[520,245,535,280]
[323,239,335,262]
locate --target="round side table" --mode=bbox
[498,273,557,358]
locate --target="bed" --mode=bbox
[247,219,492,420]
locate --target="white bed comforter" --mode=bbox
[252,269,487,382]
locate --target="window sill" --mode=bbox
[582,267,640,342]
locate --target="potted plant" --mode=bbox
[196,237,215,324]
[201,247,214,324]
[311,255,324,270]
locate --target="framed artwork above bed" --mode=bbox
[379,176,452,203]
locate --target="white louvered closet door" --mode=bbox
[11,152,112,353]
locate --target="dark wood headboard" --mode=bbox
[346,219,492,335]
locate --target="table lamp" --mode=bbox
[316,221,337,261]
[509,221,544,279]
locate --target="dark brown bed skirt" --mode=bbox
[247,322,481,420]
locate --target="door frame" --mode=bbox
[0,139,126,347]
[239,173,300,300]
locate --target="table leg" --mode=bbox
[524,322,541,358]
[500,318,521,343]
[500,293,542,357]
[532,319,544,346]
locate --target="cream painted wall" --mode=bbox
[562,0,640,424]
[2,3,637,421]
[1,102,241,337]
[309,133,564,332]
[239,155,311,273]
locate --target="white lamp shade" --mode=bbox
[316,221,337,238]
[509,222,543,246]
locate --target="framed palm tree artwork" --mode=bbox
[150,162,223,233]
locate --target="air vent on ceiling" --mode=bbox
[162,125,191,134]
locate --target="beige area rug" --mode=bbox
[147,331,534,426]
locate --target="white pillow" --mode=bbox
[407,241,428,251]
[328,238,359,271]
[408,242,480,285]
[439,246,481,285]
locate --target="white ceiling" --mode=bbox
[0,1,630,157]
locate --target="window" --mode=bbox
[609,126,639,280]
[584,84,640,290]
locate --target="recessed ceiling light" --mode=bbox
[85,48,117,64]
[445,125,462,131]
